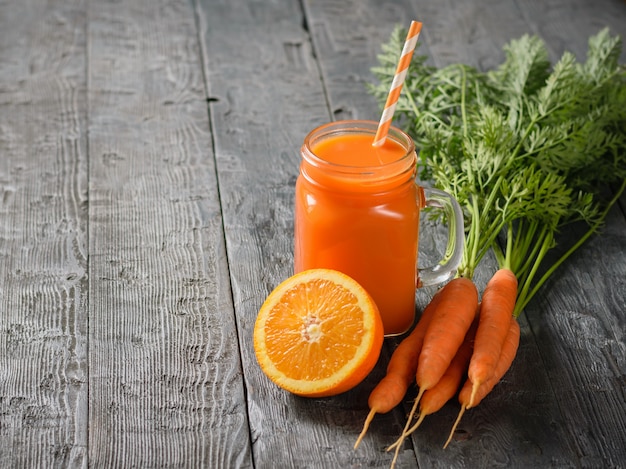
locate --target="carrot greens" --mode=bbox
[369,28,626,316]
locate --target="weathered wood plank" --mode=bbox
[513,0,626,63]
[524,206,626,468]
[303,0,423,122]
[86,0,250,466]
[195,0,411,467]
[406,0,534,70]
[0,0,89,466]
[404,0,626,70]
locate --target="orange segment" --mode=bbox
[253,269,384,398]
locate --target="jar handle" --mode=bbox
[417,186,465,288]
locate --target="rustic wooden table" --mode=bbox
[1,0,625,467]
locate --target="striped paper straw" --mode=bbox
[372,21,422,147]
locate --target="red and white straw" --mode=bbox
[372,21,422,147]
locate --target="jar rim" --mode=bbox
[301,120,416,176]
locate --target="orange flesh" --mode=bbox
[264,279,364,380]
[253,269,384,398]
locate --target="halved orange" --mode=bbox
[253,269,384,398]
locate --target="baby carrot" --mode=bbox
[415,277,478,405]
[467,268,518,408]
[387,316,478,462]
[413,316,477,433]
[353,288,443,449]
[444,315,521,448]
[385,277,477,468]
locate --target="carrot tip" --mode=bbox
[443,405,466,449]
[468,381,479,409]
[388,411,426,452]
[354,408,377,450]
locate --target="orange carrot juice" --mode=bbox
[294,121,423,336]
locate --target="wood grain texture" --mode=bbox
[408,0,532,70]
[87,0,250,466]
[524,205,626,469]
[303,0,420,122]
[512,0,626,62]
[408,0,626,69]
[195,0,407,467]
[0,0,624,467]
[0,0,89,466]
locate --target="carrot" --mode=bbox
[355,277,478,456]
[415,277,478,406]
[386,316,478,464]
[467,268,518,408]
[384,278,477,468]
[443,315,521,449]
[353,288,443,450]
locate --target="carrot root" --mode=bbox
[387,388,424,468]
[445,316,521,449]
[443,405,467,449]
[387,412,425,452]
[389,313,479,456]
[399,388,424,442]
[416,278,478,392]
[354,290,443,451]
[463,317,520,410]
[467,268,518,407]
[468,380,480,411]
[354,408,377,450]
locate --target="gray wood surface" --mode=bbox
[0,1,89,466]
[0,0,624,467]
[87,0,249,467]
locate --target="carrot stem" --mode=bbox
[513,178,626,316]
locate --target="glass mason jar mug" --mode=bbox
[294,120,464,336]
